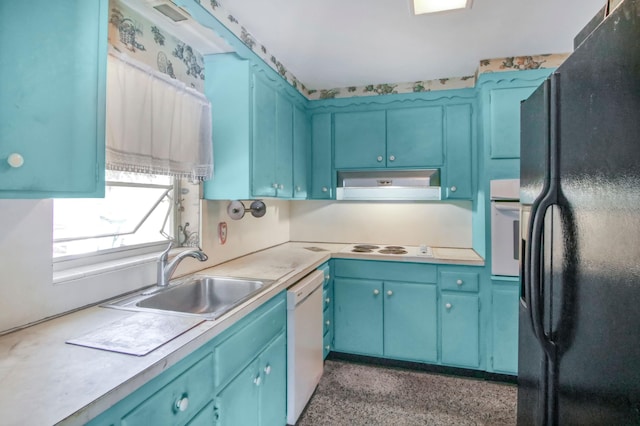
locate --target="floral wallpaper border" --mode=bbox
[108,0,206,93]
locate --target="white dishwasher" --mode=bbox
[287,270,324,425]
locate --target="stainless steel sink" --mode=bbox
[103,275,274,320]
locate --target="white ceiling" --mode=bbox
[219,0,606,90]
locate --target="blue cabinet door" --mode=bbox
[292,105,309,199]
[384,282,437,362]
[441,293,480,368]
[215,359,260,426]
[491,283,519,374]
[310,113,333,199]
[333,278,383,356]
[334,110,386,169]
[489,86,538,159]
[258,333,287,426]
[444,104,473,199]
[252,72,277,197]
[386,107,443,168]
[274,92,293,198]
[0,0,107,198]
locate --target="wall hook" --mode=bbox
[227,200,267,220]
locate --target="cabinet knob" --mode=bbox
[272,183,278,189]
[373,289,380,295]
[321,186,328,193]
[296,186,301,192]
[7,153,24,168]
[445,303,452,310]
[278,184,284,190]
[326,320,331,326]
[325,274,330,280]
[325,345,331,350]
[264,364,272,375]
[377,155,383,162]
[456,279,463,285]
[387,290,393,296]
[389,155,395,162]
[254,376,262,386]
[175,396,189,412]
[325,297,331,304]
[450,186,457,192]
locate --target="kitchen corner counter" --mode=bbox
[0,242,483,425]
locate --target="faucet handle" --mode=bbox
[159,241,173,261]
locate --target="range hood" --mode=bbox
[336,169,441,201]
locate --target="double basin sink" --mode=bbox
[104,275,275,320]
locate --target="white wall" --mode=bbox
[289,200,473,247]
[0,199,290,333]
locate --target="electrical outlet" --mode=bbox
[218,222,228,245]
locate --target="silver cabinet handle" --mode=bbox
[278,184,284,190]
[450,186,457,192]
[321,186,328,193]
[445,303,452,310]
[387,290,393,296]
[325,320,331,326]
[373,289,380,295]
[272,183,278,189]
[389,155,395,162]
[377,155,383,162]
[456,279,463,286]
[264,364,272,375]
[175,396,189,412]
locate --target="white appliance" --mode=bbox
[286,270,324,425]
[490,179,520,276]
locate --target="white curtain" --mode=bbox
[106,50,213,181]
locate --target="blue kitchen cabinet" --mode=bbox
[310,113,333,199]
[216,332,286,426]
[488,86,538,159]
[384,281,438,362]
[334,110,387,169]
[386,106,444,168]
[439,267,481,369]
[333,277,384,356]
[87,293,287,426]
[292,105,310,199]
[202,54,304,200]
[443,104,473,200]
[318,262,334,358]
[0,0,107,198]
[491,279,519,375]
[333,260,438,362]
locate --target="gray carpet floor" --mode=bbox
[296,359,517,426]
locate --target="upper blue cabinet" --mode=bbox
[202,54,309,200]
[0,0,108,198]
[333,106,444,169]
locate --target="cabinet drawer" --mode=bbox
[122,353,214,426]
[214,298,285,388]
[440,271,479,292]
[334,259,437,283]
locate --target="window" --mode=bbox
[53,170,200,262]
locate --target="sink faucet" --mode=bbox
[157,242,208,287]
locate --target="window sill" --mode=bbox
[53,252,159,285]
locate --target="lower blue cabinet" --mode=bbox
[491,280,519,375]
[440,293,480,368]
[87,293,287,426]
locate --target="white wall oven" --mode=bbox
[490,179,520,276]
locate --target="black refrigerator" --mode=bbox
[518,0,640,424]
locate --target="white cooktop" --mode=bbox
[339,244,434,258]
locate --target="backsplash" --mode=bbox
[108,0,205,92]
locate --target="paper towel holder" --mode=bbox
[227,200,267,220]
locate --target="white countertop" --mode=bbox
[0,242,482,426]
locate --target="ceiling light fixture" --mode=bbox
[412,0,473,15]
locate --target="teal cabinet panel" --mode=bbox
[441,293,480,368]
[252,72,278,197]
[258,333,287,426]
[0,0,107,198]
[491,284,519,375]
[334,110,386,169]
[443,103,473,199]
[489,86,538,159]
[384,282,437,362]
[334,259,437,283]
[440,270,479,292]
[215,359,260,426]
[310,113,333,199]
[275,92,294,198]
[122,353,214,426]
[333,278,384,356]
[386,107,443,168]
[292,105,309,199]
